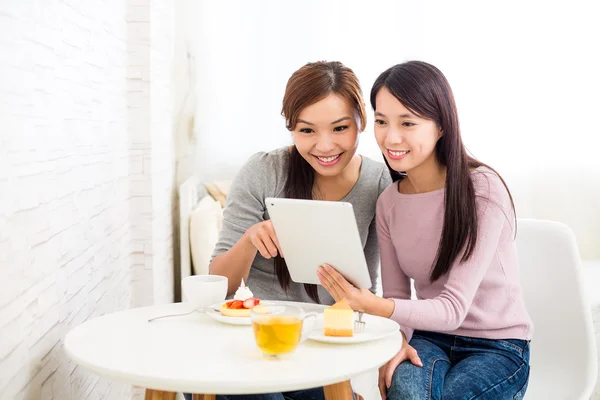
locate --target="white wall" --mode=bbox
[127,0,177,309]
[0,2,132,398]
[172,0,199,188]
[0,1,176,399]
[418,0,600,258]
[150,0,176,305]
[192,0,427,181]
[190,0,600,258]
[128,0,156,309]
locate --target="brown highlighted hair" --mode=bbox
[274,61,366,303]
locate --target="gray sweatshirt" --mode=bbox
[211,147,392,305]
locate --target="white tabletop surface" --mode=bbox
[64,302,403,395]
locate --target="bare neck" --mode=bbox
[401,156,446,194]
[314,155,362,200]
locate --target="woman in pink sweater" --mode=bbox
[317,61,533,400]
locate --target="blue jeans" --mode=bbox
[183,388,324,400]
[386,330,530,400]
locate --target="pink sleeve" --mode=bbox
[376,196,414,343]
[388,173,512,332]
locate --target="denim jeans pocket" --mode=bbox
[496,339,528,357]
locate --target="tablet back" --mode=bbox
[266,197,372,289]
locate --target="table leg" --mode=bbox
[323,380,353,400]
[144,386,348,400]
[144,389,177,400]
[144,390,216,400]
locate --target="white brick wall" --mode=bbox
[0,1,176,399]
[128,0,155,309]
[170,0,200,301]
[126,0,176,309]
[172,0,198,188]
[150,0,176,306]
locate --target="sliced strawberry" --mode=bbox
[228,300,244,309]
[243,298,261,309]
[225,300,235,307]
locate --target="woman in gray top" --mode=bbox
[210,61,391,308]
[196,63,392,400]
[185,62,390,400]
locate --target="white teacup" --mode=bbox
[182,275,228,311]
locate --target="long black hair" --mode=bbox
[274,61,367,302]
[370,61,515,282]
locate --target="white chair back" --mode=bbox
[517,219,597,399]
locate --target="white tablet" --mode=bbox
[265,197,372,289]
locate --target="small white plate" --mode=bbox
[205,301,326,326]
[307,313,400,344]
[204,301,256,326]
[205,309,252,325]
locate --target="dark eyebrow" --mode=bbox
[375,111,415,118]
[331,116,351,124]
[297,116,352,126]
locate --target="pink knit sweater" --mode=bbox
[376,168,533,342]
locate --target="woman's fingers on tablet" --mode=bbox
[272,235,283,258]
[261,236,279,258]
[316,267,328,288]
[317,266,342,301]
[251,223,277,258]
[265,221,284,257]
[326,264,352,289]
[254,238,272,259]
[321,265,343,291]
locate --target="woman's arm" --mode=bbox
[319,192,415,341]
[319,174,513,337]
[378,173,513,331]
[374,195,414,342]
[363,217,381,294]
[210,233,258,295]
[209,153,278,294]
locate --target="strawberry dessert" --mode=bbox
[220,279,260,317]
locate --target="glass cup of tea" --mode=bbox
[250,304,317,359]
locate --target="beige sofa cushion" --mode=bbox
[204,181,231,208]
[189,195,223,275]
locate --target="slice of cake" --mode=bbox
[324,299,354,337]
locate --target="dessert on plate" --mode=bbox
[323,299,354,337]
[220,279,260,317]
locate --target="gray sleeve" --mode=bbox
[364,216,380,293]
[211,153,272,260]
[378,166,393,195]
[364,167,392,293]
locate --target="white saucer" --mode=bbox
[204,300,279,326]
[307,313,400,344]
[205,301,327,326]
[205,309,252,325]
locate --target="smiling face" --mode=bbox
[374,87,442,174]
[292,94,360,178]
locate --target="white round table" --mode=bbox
[64,302,403,399]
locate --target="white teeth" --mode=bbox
[389,150,409,157]
[317,154,340,162]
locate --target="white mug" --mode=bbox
[182,275,228,311]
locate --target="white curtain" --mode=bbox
[188,0,600,259]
